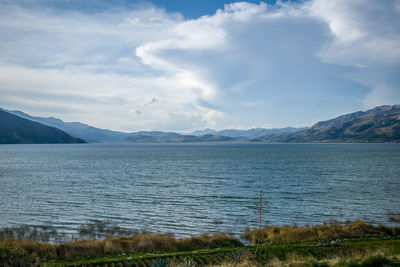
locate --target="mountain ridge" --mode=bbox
[2,104,399,143]
[257,105,400,143]
[191,127,305,138]
[0,110,86,144]
[1,108,305,142]
[1,109,129,143]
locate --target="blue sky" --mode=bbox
[24,0,290,18]
[0,0,399,132]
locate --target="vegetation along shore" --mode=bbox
[1,219,400,267]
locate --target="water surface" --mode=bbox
[0,143,399,237]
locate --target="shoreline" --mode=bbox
[1,220,400,266]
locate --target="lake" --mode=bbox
[0,143,399,237]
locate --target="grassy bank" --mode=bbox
[1,234,241,265]
[1,221,400,266]
[242,220,400,245]
[41,238,400,266]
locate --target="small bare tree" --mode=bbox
[254,190,267,257]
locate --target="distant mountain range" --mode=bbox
[125,132,235,142]
[0,110,85,144]
[1,108,305,143]
[190,127,305,138]
[1,105,399,144]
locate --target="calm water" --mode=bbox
[0,143,399,237]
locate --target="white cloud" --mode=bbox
[0,2,181,71]
[308,0,400,66]
[306,0,400,109]
[135,0,400,125]
[0,63,213,131]
[363,85,400,108]
[0,0,399,132]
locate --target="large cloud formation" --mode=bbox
[0,0,399,131]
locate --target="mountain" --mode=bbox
[257,105,400,143]
[125,131,181,142]
[310,105,400,130]
[190,128,217,136]
[3,108,237,143]
[1,109,128,142]
[2,108,305,143]
[0,110,86,144]
[219,127,304,138]
[171,134,234,142]
[125,132,234,143]
[190,127,305,138]
[3,105,399,143]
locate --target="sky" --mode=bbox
[0,0,399,132]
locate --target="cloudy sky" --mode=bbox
[1,0,399,132]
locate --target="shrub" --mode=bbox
[152,258,170,267]
[0,244,38,267]
[359,255,392,267]
[177,257,196,267]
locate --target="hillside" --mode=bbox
[0,110,86,144]
[258,105,400,143]
[1,109,128,143]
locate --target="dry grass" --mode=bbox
[205,243,400,267]
[282,246,397,267]
[0,222,242,261]
[2,220,400,265]
[263,253,318,267]
[1,233,242,260]
[211,259,257,267]
[210,249,399,267]
[242,220,400,245]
